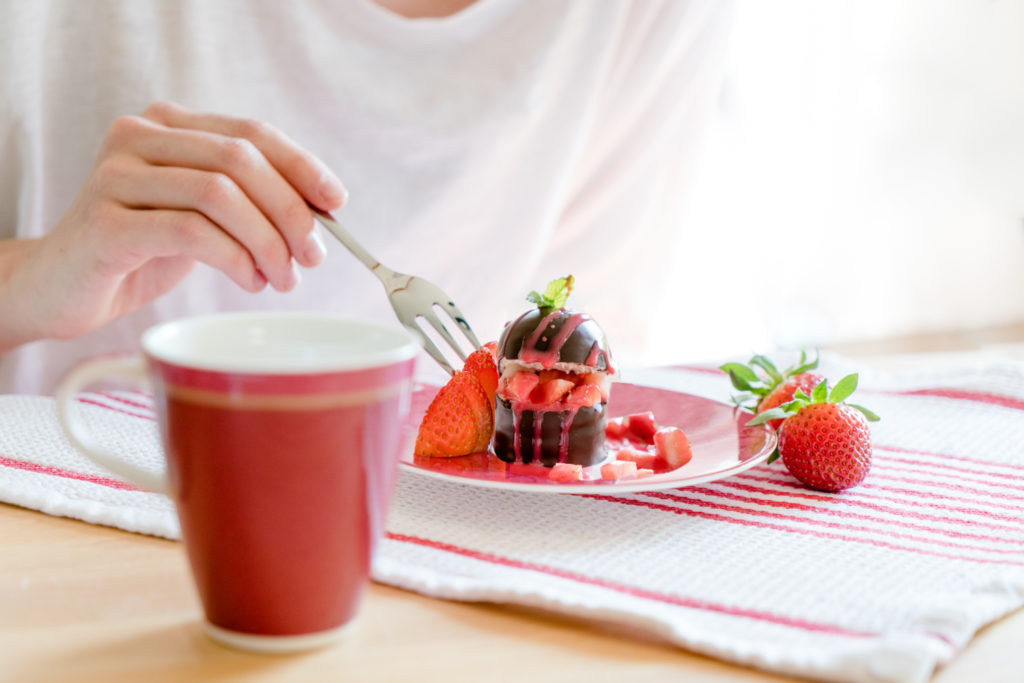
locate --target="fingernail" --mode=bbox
[288,259,302,289]
[319,171,348,207]
[303,227,327,267]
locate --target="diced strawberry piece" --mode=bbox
[565,383,602,408]
[626,412,658,443]
[549,463,584,482]
[581,372,611,401]
[654,427,693,469]
[600,460,638,481]
[613,447,644,461]
[529,378,576,405]
[636,468,654,478]
[605,417,627,440]
[481,341,498,358]
[614,447,659,470]
[537,369,563,383]
[463,348,498,399]
[504,371,539,402]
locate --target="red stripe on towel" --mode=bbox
[676,486,1024,543]
[876,445,1024,473]
[75,397,154,421]
[0,455,142,492]
[385,531,873,637]
[713,480,1024,533]
[875,388,1024,412]
[97,392,154,412]
[587,495,1024,567]
[737,471,1024,514]
[640,491,1024,557]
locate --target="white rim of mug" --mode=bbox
[140,311,420,375]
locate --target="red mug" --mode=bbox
[56,312,418,652]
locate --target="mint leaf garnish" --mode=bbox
[527,275,574,310]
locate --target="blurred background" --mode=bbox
[657,0,1024,363]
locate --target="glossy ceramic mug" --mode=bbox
[56,312,418,653]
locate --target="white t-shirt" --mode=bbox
[0,0,731,394]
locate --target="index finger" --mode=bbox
[142,101,347,211]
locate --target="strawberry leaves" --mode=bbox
[527,275,574,311]
[747,374,880,428]
[827,373,858,403]
[846,402,881,422]
[721,350,820,411]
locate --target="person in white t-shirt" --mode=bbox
[0,0,732,394]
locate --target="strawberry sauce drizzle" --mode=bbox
[558,406,581,463]
[518,311,590,369]
[512,404,524,460]
[533,410,544,463]
[584,340,613,373]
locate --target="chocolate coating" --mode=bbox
[497,308,613,372]
[494,398,607,467]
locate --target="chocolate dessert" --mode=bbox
[493,276,615,467]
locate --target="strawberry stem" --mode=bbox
[744,372,881,426]
[719,350,822,412]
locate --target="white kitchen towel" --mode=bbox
[1,358,1023,683]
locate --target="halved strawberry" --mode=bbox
[463,348,499,399]
[654,427,692,469]
[415,372,494,458]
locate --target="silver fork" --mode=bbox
[311,208,481,374]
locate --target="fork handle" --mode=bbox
[310,208,396,281]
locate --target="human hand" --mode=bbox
[9,101,346,345]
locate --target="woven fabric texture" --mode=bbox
[2,359,1023,683]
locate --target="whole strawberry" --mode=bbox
[721,351,824,431]
[756,373,825,429]
[749,374,880,492]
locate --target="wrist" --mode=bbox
[0,238,47,352]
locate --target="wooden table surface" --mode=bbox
[3,328,1024,682]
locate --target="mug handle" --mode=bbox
[55,355,169,494]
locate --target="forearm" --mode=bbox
[0,238,45,352]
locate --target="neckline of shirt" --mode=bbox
[348,0,515,42]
